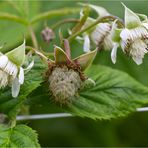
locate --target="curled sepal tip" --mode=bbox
[6,40,25,66]
[73,49,97,71]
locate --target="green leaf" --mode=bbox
[6,40,25,66]
[0,1,41,53]
[0,124,40,147]
[73,49,97,71]
[0,56,46,119]
[66,65,148,120]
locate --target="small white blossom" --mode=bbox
[111,43,119,64]
[0,53,24,97]
[81,4,113,51]
[90,23,114,50]
[83,34,90,52]
[120,28,148,64]
[120,5,148,65]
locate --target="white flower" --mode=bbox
[0,53,24,97]
[120,27,148,64]
[120,4,148,65]
[0,40,34,97]
[79,4,114,52]
[90,23,114,50]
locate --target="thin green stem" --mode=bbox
[28,26,38,49]
[30,7,80,24]
[0,12,29,25]
[71,6,90,34]
[68,15,124,42]
[51,18,79,30]
[26,46,53,60]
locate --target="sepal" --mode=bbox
[122,3,141,29]
[54,46,72,64]
[6,40,25,66]
[73,49,97,71]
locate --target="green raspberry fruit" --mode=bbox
[48,66,82,105]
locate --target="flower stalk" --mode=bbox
[68,15,124,42]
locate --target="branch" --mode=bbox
[16,107,148,121]
[30,7,80,24]
[16,113,73,121]
[0,12,29,25]
[68,15,124,42]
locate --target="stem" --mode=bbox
[28,26,38,49]
[0,12,29,25]
[26,46,50,61]
[51,18,79,30]
[16,107,148,121]
[71,5,90,34]
[68,15,124,42]
[16,113,73,121]
[31,7,80,25]
[137,107,148,112]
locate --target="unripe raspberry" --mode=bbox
[48,66,82,105]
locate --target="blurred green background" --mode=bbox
[1,0,148,147]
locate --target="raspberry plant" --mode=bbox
[0,1,148,147]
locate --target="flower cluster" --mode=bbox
[77,3,148,65]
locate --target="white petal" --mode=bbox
[18,67,24,84]
[83,34,90,52]
[24,60,34,73]
[143,23,148,30]
[4,60,18,78]
[0,55,8,68]
[111,43,119,64]
[0,70,9,88]
[91,23,111,45]
[68,29,72,35]
[120,29,131,41]
[12,78,20,98]
[132,56,142,65]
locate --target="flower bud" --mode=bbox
[90,23,113,50]
[41,27,55,43]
